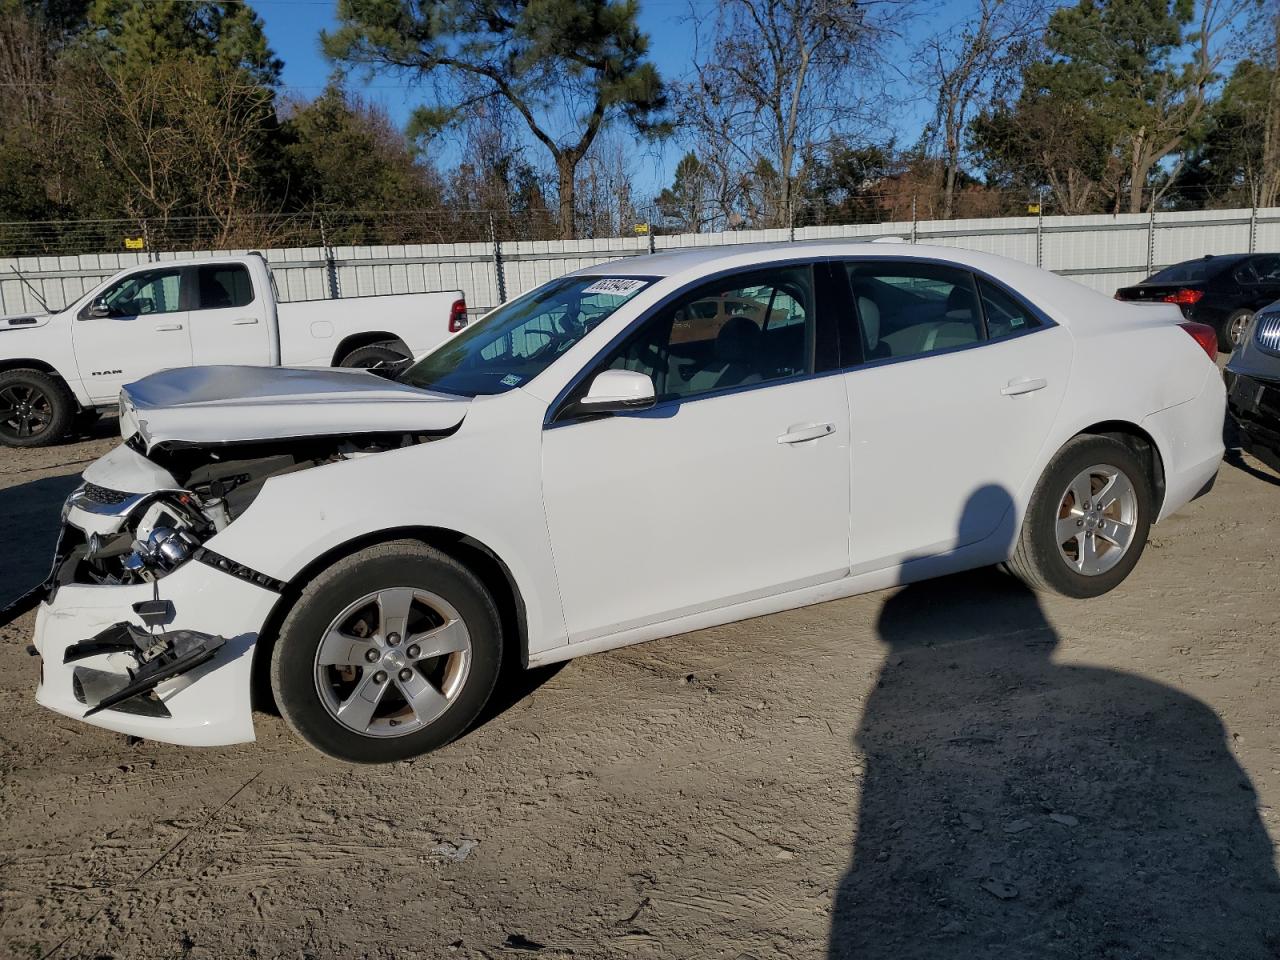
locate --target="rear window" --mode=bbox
[1148,259,1228,284]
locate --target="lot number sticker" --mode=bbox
[582,278,647,297]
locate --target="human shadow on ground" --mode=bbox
[828,487,1280,959]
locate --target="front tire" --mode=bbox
[270,541,503,763]
[0,368,74,447]
[1006,435,1153,598]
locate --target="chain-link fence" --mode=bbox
[4,198,1280,317]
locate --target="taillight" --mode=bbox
[1179,321,1217,361]
[1162,288,1204,306]
[448,298,468,333]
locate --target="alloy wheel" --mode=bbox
[313,587,473,738]
[1055,463,1139,576]
[1230,311,1253,348]
[0,383,52,441]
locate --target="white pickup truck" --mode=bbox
[0,252,467,447]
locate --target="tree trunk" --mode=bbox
[557,155,576,241]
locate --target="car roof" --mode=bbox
[565,238,1142,333]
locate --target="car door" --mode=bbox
[71,265,192,404]
[1244,255,1280,310]
[540,264,852,644]
[841,260,1072,571]
[188,263,271,366]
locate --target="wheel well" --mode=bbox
[249,526,528,714]
[0,357,59,376]
[331,332,409,366]
[0,360,80,408]
[1077,420,1166,513]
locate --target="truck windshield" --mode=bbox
[399,275,656,397]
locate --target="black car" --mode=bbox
[1115,253,1280,351]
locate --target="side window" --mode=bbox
[1247,255,1280,283]
[846,262,981,360]
[601,266,815,402]
[195,265,254,310]
[97,269,183,317]
[977,277,1041,341]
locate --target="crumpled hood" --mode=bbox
[120,365,470,451]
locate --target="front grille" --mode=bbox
[81,481,131,505]
[1256,311,1280,357]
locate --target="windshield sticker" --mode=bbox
[581,278,648,297]
[500,374,523,387]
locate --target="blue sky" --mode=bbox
[246,0,949,198]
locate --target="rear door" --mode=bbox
[188,263,271,366]
[71,265,191,403]
[840,261,1072,570]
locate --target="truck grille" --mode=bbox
[81,482,131,506]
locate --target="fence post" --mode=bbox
[1035,188,1045,269]
[140,219,153,263]
[647,220,655,255]
[787,197,795,242]
[1249,196,1258,254]
[1146,189,1156,276]
[320,217,340,300]
[490,215,507,305]
[910,196,918,244]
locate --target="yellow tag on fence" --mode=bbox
[123,236,145,250]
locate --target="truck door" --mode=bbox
[188,263,271,366]
[71,265,192,404]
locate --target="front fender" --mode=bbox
[203,390,568,657]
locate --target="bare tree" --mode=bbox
[683,0,892,228]
[915,0,1045,219]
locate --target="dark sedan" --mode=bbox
[1115,253,1280,351]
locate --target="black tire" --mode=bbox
[270,540,502,763]
[338,342,408,371]
[1005,435,1153,598]
[1222,309,1254,352]
[0,367,75,448]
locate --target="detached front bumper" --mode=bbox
[33,559,278,746]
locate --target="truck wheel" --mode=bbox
[339,342,408,371]
[270,540,503,763]
[0,368,74,448]
[1005,435,1153,598]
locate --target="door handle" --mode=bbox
[777,422,836,444]
[232,317,259,325]
[1001,377,1047,396]
[155,323,184,332]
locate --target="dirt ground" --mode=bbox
[1,415,1279,960]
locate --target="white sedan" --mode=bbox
[12,242,1225,762]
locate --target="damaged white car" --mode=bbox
[10,242,1226,762]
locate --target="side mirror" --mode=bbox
[572,369,656,416]
[85,297,110,319]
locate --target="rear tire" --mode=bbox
[1223,309,1254,351]
[338,342,408,371]
[0,368,74,448]
[1006,435,1153,598]
[270,540,502,763]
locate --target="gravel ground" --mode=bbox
[1,415,1279,960]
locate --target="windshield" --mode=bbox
[399,275,656,396]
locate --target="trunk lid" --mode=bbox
[121,365,470,452]
[1114,281,1207,303]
